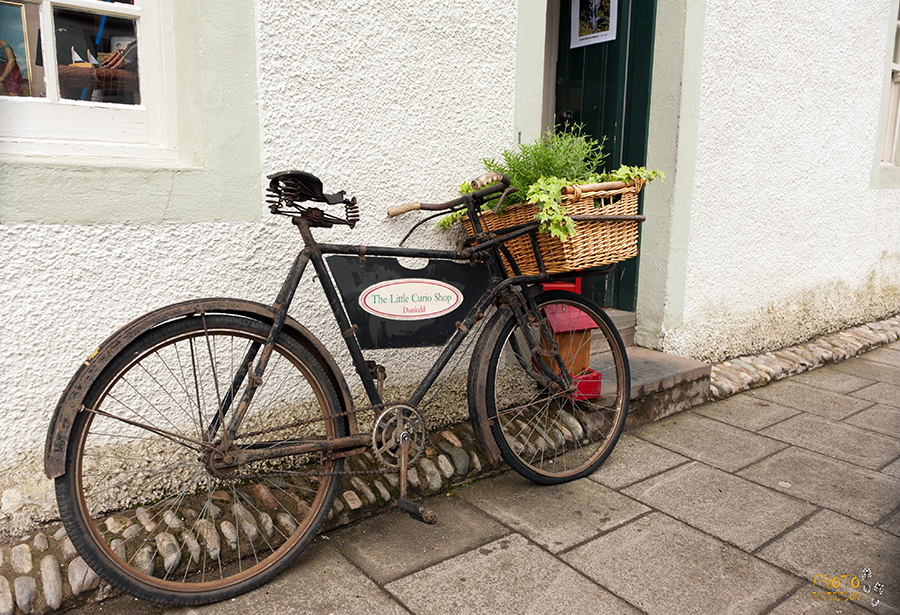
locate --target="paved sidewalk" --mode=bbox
[77,344,900,615]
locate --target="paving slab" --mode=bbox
[861,347,900,367]
[737,446,900,525]
[330,493,511,585]
[749,380,872,420]
[767,586,874,615]
[884,457,900,479]
[843,403,900,439]
[850,382,900,408]
[622,461,816,551]
[164,539,410,615]
[831,357,900,383]
[385,533,640,615]
[563,512,799,615]
[790,366,876,394]
[587,433,689,490]
[692,392,800,431]
[759,413,900,470]
[757,510,900,615]
[631,411,788,472]
[454,471,649,553]
[880,508,900,538]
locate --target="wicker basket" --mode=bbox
[463,179,644,275]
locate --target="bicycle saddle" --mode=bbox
[267,170,346,205]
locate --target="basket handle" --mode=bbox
[569,214,647,223]
[561,180,628,196]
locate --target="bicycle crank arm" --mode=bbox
[397,497,437,524]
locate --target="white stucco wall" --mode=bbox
[642,0,900,362]
[4,0,897,532]
[0,0,517,531]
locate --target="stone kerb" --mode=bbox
[709,316,900,399]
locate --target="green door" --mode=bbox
[555,0,656,311]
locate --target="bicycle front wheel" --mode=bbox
[484,290,629,484]
[55,314,346,605]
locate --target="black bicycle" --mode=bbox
[44,170,631,605]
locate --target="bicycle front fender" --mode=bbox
[44,298,353,479]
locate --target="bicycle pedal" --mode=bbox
[396,497,437,524]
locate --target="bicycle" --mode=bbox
[43,169,633,605]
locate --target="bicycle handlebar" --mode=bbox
[387,172,511,218]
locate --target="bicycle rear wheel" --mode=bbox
[55,314,345,605]
[483,290,629,484]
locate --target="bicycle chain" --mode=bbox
[230,401,428,480]
[227,465,396,482]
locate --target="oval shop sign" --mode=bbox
[359,279,463,321]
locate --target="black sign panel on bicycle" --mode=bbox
[327,255,491,349]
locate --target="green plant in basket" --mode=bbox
[482,123,608,207]
[439,125,663,241]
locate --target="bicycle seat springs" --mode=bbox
[266,170,359,228]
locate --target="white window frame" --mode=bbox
[882,3,900,164]
[0,0,177,159]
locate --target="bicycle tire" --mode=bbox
[55,314,345,605]
[483,290,629,484]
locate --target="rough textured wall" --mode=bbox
[256,0,517,219]
[662,0,900,362]
[253,0,517,401]
[0,0,517,532]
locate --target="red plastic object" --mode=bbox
[543,304,599,334]
[542,279,581,293]
[570,369,602,401]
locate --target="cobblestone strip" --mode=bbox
[0,423,494,615]
[709,315,900,399]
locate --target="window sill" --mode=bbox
[871,161,900,189]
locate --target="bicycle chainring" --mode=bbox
[372,405,427,470]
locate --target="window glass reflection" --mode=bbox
[53,6,139,104]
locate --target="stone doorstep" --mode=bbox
[603,309,712,431]
[626,346,711,430]
[604,308,636,347]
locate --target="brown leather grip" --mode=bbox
[470,172,506,190]
[387,202,421,218]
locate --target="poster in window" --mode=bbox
[0,1,32,96]
[570,0,617,49]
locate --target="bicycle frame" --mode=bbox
[214,208,577,466]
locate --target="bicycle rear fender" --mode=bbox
[44,298,354,479]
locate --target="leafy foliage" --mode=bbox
[483,124,608,207]
[527,175,581,240]
[604,165,665,185]
[438,126,663,240]
[526,166,665,241]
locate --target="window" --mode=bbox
[883,2,900,164]
[0,0,176,159]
